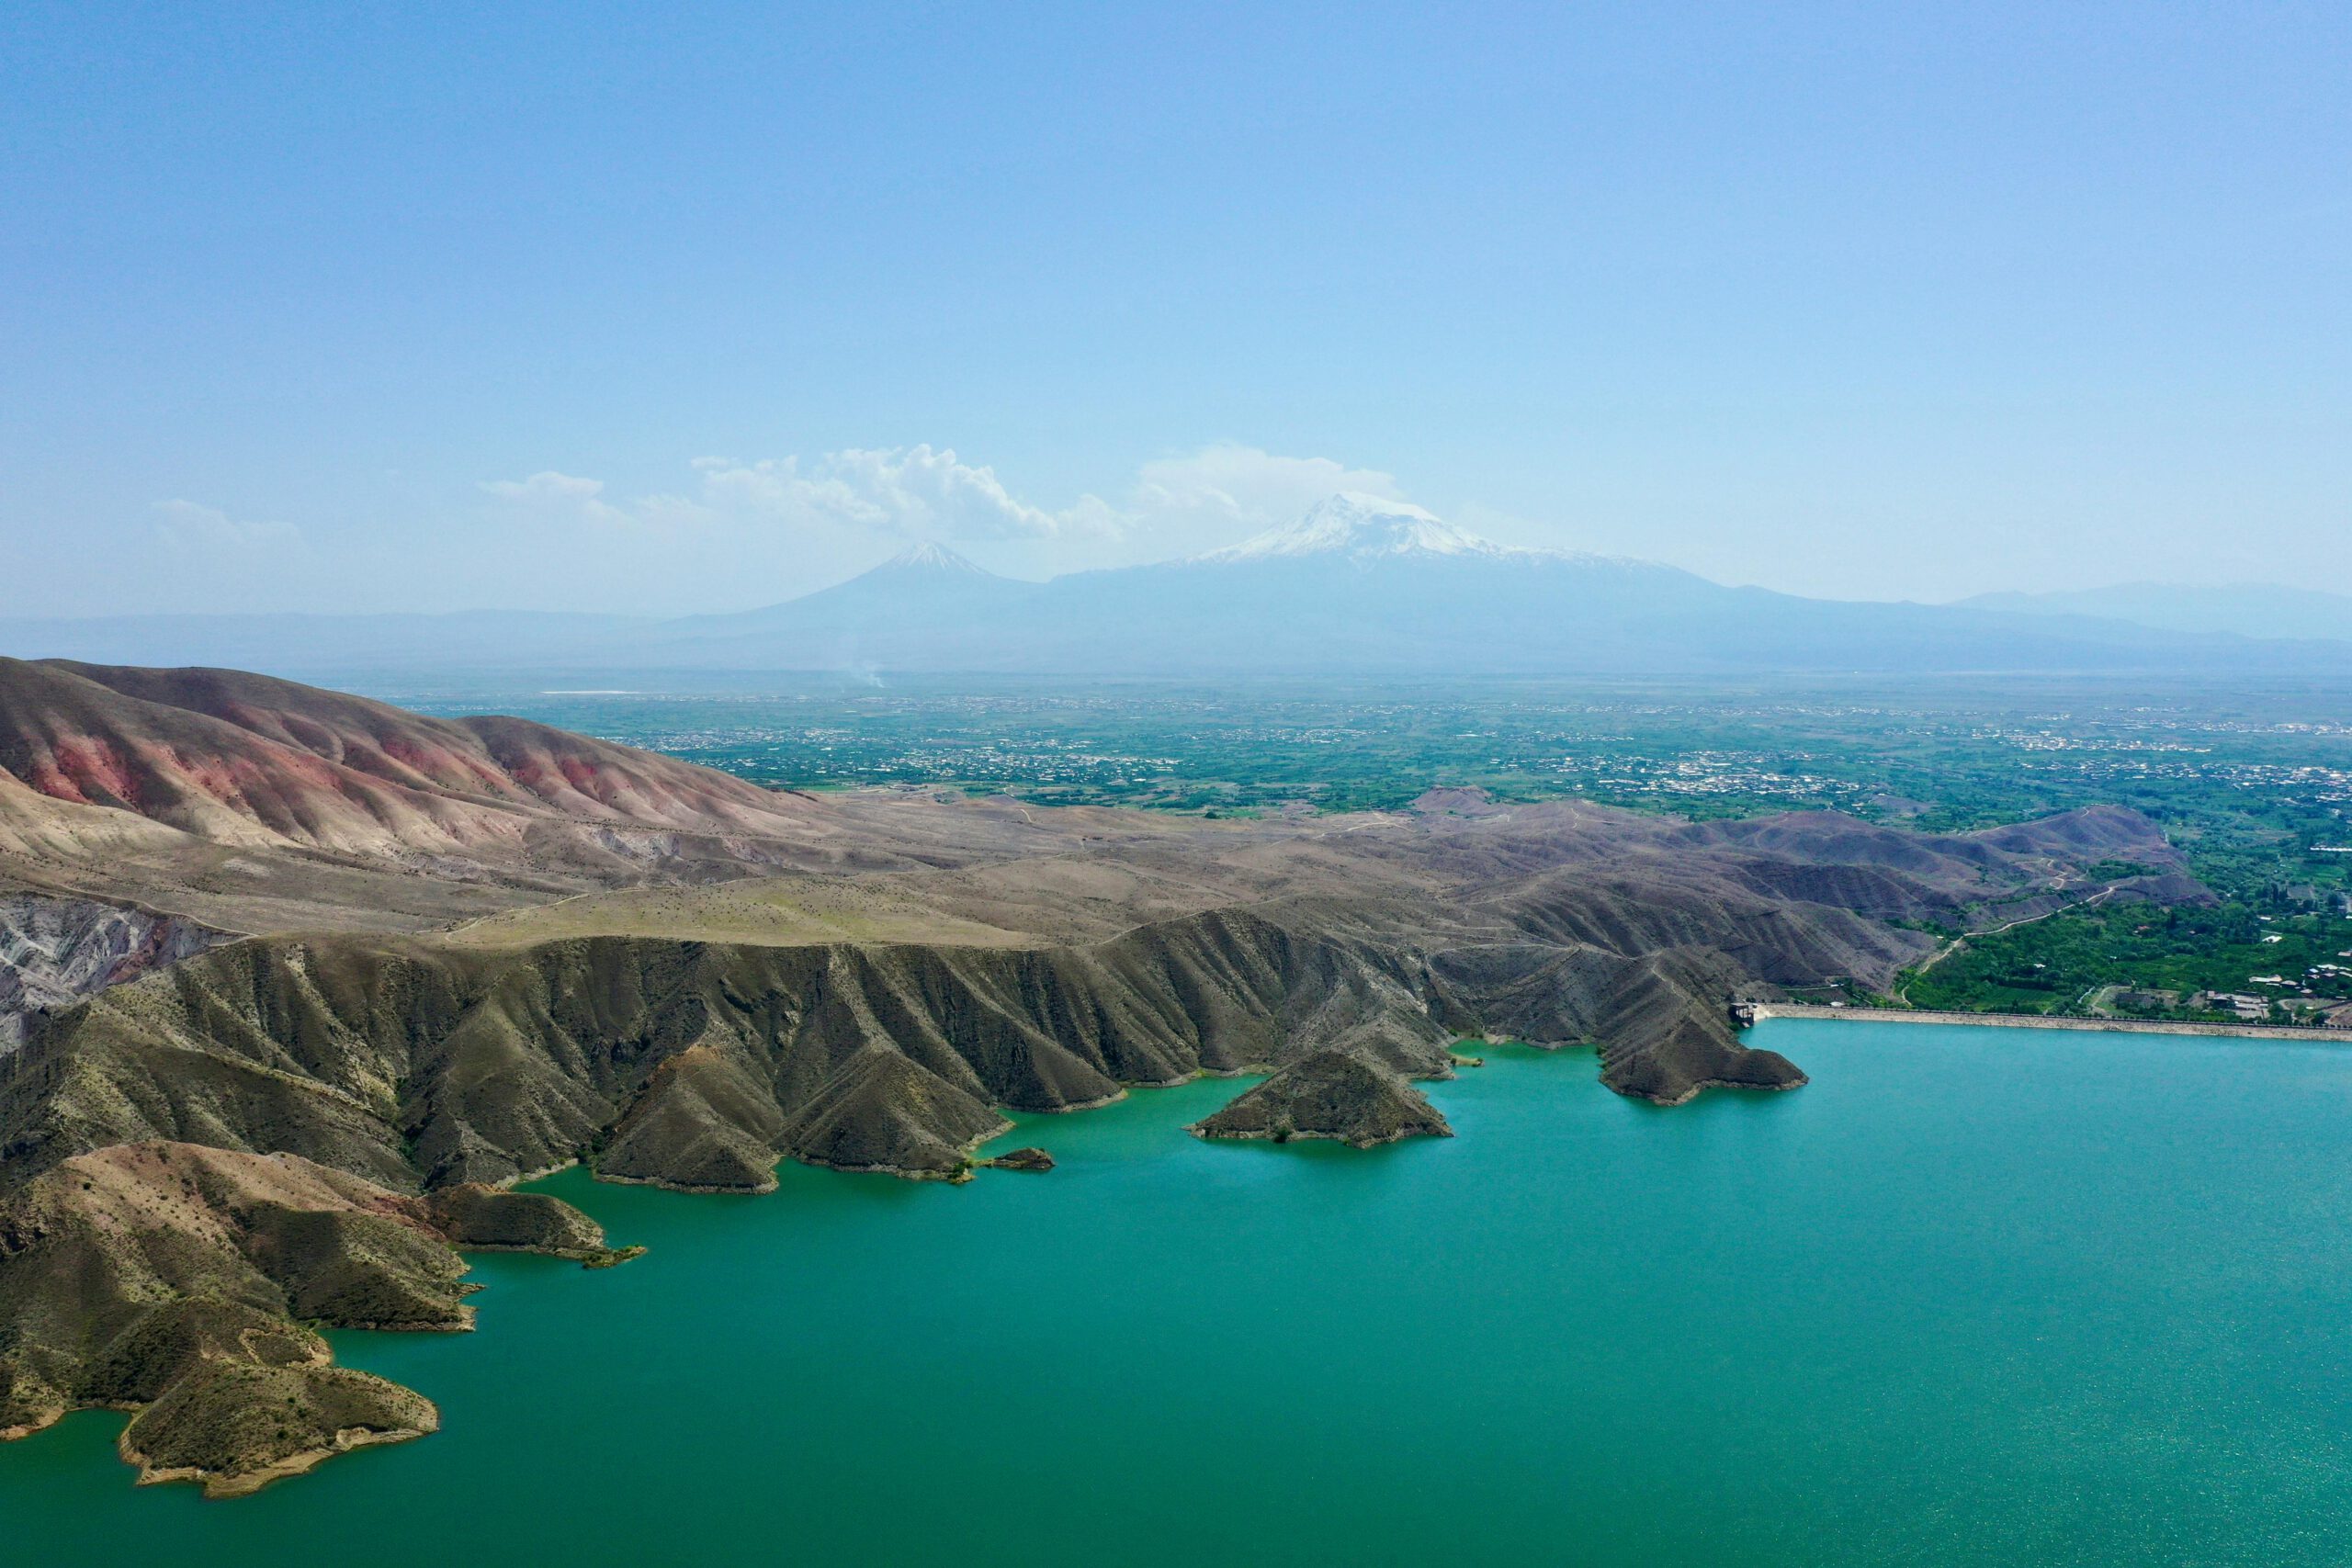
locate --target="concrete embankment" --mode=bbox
[1749,1004,2352,1043]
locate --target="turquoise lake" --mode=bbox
[8,1018,2352,1564]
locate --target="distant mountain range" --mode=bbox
[5,494,2346,680]
[1955,582,2352,645]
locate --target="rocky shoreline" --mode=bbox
[0,1144,640,1498]
[124,1408,435,1500]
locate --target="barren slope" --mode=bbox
[0,1141,628,1495]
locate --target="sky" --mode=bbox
[2,1,2346,616]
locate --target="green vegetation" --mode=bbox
[1902,906,2352,1021]
[395,674,2352,1024]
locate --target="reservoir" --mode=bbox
[7,1019,2352,1565]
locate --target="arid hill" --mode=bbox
[0,656,1219,1012]
[1191,1049,1454,1146]
[0,656,1159,941]
[0,1140,628,1495]
[0,662,2211,1494]
[0,657,818,855]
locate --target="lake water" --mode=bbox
[9,1019,2352,1565]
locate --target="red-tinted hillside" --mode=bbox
[0,658,813,857]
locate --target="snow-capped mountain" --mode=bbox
[1193,492,1523,564]
[6,493,2336,680]
[880,540,995,575]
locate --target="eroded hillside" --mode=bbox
[0,663,2211,1495]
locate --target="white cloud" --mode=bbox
[481,470,605,505]
[691,446,1114,541]
[1129,445,1406,540]
[688,456,865,525]
[811,446,1067,539]
[479,470,640,527]
[477,441,1406,583]
[487,447,1117,543]
[151,499,305,552]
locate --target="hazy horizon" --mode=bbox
[3,489,2349,626]
[5,481,2352,629]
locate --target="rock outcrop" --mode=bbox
[1191,1050,1453,1147]
[427,1182,641,1264]
[777,1045,1012,1181]
[0,893,225,1053]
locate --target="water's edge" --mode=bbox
[1753,1002,2352,1040]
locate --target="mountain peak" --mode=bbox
[1193,492,1520,565]
[878,541,990,576]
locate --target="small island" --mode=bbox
[1189,1050,1453,1148]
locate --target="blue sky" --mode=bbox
[3,2,2345,615]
